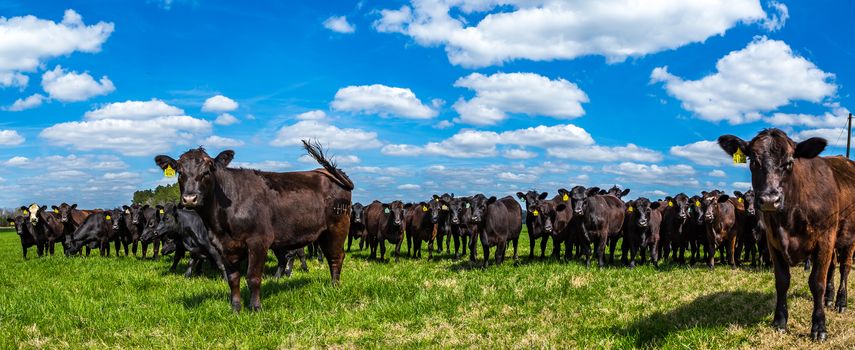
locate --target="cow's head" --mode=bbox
[122,204,148,226]
[733,190,756,216]
[631,197,660,228]
[385,201,405,227]
[570,186,599,217]
[719,129,826,212]
[666,193,690,220]
[107,209,124,232]
[688,195,704,225]
[606,185,631,198]
[538,199,565,236]
[51,203,78,223]
[467,194,488,224]
[428,195,444,224]
[155,148,234,208]
[447,197,466,225]
[8,215,29,237]
[153,204,180,240]
[351,203,365,225]
[141,205,165,242]
[701,191,730,224]
[23,204,45,226]
[516,190,548,217]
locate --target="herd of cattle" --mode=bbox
[4,130,855,341]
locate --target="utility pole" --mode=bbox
[848,113,853,159]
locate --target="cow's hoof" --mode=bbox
[231,302,242,313]
[248,303,262,312]
[836,305,846,313]
[825,300,835,307]
[810,331,827,342]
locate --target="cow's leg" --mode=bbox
[132,240,138,257]
[707,240,716,269]
[543,236,553,259]
[153,238,161,259]
[563,237,572,261]
[380,238,387,261]
[621,237,630,266]
[512,238,518,260]
[394,239,402,263]
[272,248,288,279]
[825,255,836,307]
[22,245,27,259]
[727,236,737,269]
[347,233,353,252]
[596,234,608,268]
[528,234,536,260]
[452,232,461,260]
[320,222,347,286]
[481,241,490,268]
[805,259,811,272]
[770,247,791,331]
[142,241,150,259]
[808,247,833,341]
[113,239,120,257]
[184,257,197,278]
[170,245,185,271]
[461,233,468,257]
[225,255,242,313]
[469,233,477,262]
[835,245,854,313]
[245,240,267,312]
[85,245,91,256]
[36,242,44,257]
[360,236,366,251]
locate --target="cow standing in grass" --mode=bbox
[7,213,37,258]
[447,196,471,260]
[407,200,440,259]
[517,191,552,259]
[698,190,738,269]
[347,203,366,251]
[154,141,352,312]
[53,203,93,256]
[365,200,405,262]
[66,211,119,257]
[466,194,522,267]
[733,190,760,266]
[660,194,691,265]
[623,198,661,268]
[569,186,626,268]
[719,129,855,341]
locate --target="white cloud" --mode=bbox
[670,140,736,167]
[434,120,454,129]
[761,1,788,32]
[5,93,44,111]
[271,120,382,150]
[352,166,409,176]
[41,65,115,102]
[296,110,327,120]
[0,130,25,145]
[214,113,239,126]
[0,10,114,87]
[202,94,238,113]
[497,172,536,183]
[765,103,850,128]
[794,128,854,147]
[102,171,139,181]
[3,156,29,166]
[331,84,436,119]
[546,144,663,163]
[397,184,421,190]
[708,169,727,177]
[453,72,588,125]
[374,0,766,67]
[232,160,291,171]
[85,99,184,120]
[503,148,537,159]
[298,154,360,165]
[651,37,837,124]
[732,181,752,190]
[202,135,244,148]
[323,15,355,33]
[603,162,698,186]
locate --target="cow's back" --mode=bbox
[364,202,385,239]
[499,196,522,240]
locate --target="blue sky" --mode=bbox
[0,0,853,208]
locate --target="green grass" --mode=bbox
[0,227,852,349]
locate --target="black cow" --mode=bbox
[406,200,440,259]
[154,141,353,312]
[66,211,118,257]
[569,186,626,268]
[660,193,691,264]
[347,203,366,251]
[447,196,471,260]
[7,214,37,258]
[517,191,552,259]
[467,194,522,267]
[699,190,738,269]
[622,198,661,268]
[733,190,760,266]
[365,200,405,262]
[146,204,227,280]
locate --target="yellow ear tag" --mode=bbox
[532,210,539,217]
[628,206,634,212]
[105,215,111,221]
[23,210,28,215]
[441,205,448,210]
[164,165,176,178]
[422,206,428,212]
[53,209,59,214]
[695,200,701,207]
[738,197,744,203]
[562,194,569,202]
[159,209,165,214]
[733,148,747,164]
[668,201,673,207]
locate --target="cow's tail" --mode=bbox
[302,139,355,191]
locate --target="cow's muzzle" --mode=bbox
[182,194,199,207]
[759,192,782,212]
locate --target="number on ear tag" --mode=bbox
[164,165,176,178]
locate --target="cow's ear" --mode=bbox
[51,205,59,211]
[404,203,413,209]
[586,187,600,197]
[122,205,130,211]
[620,189,630,197]
[215,150,235,167]
[664,196,672,202]
[450,193,454,199]
[558,188,568,195]
[19,206,27,212]
[701,191,709,197]
[143,205,150,210]
[718,135,750,157]
[71,204,77,210]
[733,191,743,198]
[432,194,440,201]
[516,192,525,200]
[486,196,497,205]
[538,192,549,200]
[40,205,47,212]
[6,218,14,224]
[650,202,661,209]
[154,155,178,172]
[555,203,567,212]
[718,195,730,203]
[794,137,826,159]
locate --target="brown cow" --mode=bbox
[569,186,626,268]
[154,141,353,312]
[365,200,405,262]
[719,129,855,341]
[406,200,441,259]
[698,190,738,269]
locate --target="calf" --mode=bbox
[52,203,92,256]
[37,209,65,256]
[435,193,455,255]
[154,141,353,312]
[365,200,405,262]
[660,194,691,264]
[720,129,855,340]
[569,186,626,267]
[347,203,366,251]
[686,195,708,264]
[7,213,38,258]
[66,211,119,256]
[467,195,522,267]
[623,198,662,268]
[406,200,440,259]
[22,204,48,256]
[733,190,760,266]
[122,205,151,258]
[146,204,226,280]
[699,190,738,269]
[517,191,552,259]
[447,196,471,260]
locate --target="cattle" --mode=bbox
[22,204,48,256]
[52,203,92,256]
[446,196,471,260]
[7,213,38,258]
[466,194,522,267]
[698,190,738,269]
[37,209,65,256]
[122,204,158,258]
[66,211,119,257]
[517,191,553,259]
[569,186,626,268]
[660,193,691,264]
[154,141,353,312]
[549,189,577,261]
[279,249,308,278]
[347,203,367,251]
[365,200,405,262]
[623,198,662,268]
[144,204,227,280]
[733,190,761,266]
[435,193,455,255]
[405,200,440,259]
[719,129,855,341]
[686,195,709,265]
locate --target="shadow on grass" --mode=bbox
[178,277,312,309]
[613,290,773,348]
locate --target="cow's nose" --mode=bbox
[639,219,648,226]
[545,225,553,233]
[452,217,459,224]
[678,211,686,219]
[182,194,198,206]
[759,193,781,212]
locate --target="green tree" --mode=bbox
[132,182,180,206]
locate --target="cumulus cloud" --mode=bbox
[0,10,114,88]
[670,140,738,167]
[202,135,244,148]
[709,169,727,177]
[546,144,663,163]
[374,0,766,67]
[323,15,355,33]
[794,128,853,147]
[202,94,238,112]
[603,162,698,186]
[503,148,537,159]
[232,160,291,171]
[3,156,30,166]
[397,184,421,190]
[0,130,25,145]
[271,120,382,150]
[761,1,788,32]
[296,110,327,120]
[765,103,850,128]
[41,65,115,102]
[331,84,436,119]
[452,72,588,125]
[214,113,239,126]
[40,102,211,156]
[651,37,837,124]
[5,94,45,111]
[298,154,360,165]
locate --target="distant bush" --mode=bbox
[132,182,180,206]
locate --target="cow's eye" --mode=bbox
[783,159,793,171]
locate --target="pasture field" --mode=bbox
[0,228,852,349]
